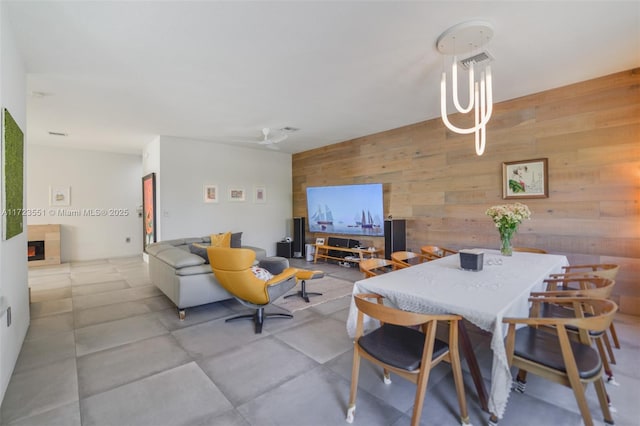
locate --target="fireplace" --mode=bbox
[27,224,61,266]
[28,240,45,261]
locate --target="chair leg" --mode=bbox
[514,369,528,393]
[595,337,616,383]
[411,371,430,426]
[450,346,470,424]
[594,377,615,425]
[225,308,292,334]
[382,368,392,384]
[254,308,264,334]
[346,347,361,424]
[283,280,322,303]
[568,377,595,426]
[609,323,621,349]
[603,332,617,365]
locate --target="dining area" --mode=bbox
[345,244,624,426]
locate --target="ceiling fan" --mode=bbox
[258,127,288,149]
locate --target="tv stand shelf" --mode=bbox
[313,244,381,264]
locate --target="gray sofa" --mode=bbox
[146,235,266,319]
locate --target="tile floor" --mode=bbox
[1,255,638,426]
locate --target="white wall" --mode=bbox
[27,145,143,261]
[0,3,29,404]
[157,136,292,255]
[142,136,161,243]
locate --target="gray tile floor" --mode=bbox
[1,256,639,426]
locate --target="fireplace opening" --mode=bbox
[28,240,45,261]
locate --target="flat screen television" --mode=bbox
[306,183,384,236]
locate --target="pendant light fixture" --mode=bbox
[436,21,494,156]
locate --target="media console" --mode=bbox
[313,244,382,265]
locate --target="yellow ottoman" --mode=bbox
[284,269,325,303]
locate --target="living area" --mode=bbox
[6,254,640,425]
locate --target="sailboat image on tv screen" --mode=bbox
[312,205,334,226]
[352,210,381,229]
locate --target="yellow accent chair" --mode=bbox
[208,247,297,333]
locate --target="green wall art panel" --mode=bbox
[3,108,24,240]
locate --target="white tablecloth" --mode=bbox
[346,249,569,419]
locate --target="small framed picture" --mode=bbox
[315,237,325,246]
[502,158,549,199]
[228,187,246,202]
[50,186,71,206]
[203,184,218,203]
[254,185,266,203]
[142,173,156,251]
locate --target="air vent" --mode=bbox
[459,51,493,70]
[48,131,68,137]
[31,91,52,98]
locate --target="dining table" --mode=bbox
[346,249,569,420]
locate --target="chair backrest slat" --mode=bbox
[359,258,395,278]
[354,293,458,327]
[513,247,547,254]
[420,245,457,258]
[540,276,615,299]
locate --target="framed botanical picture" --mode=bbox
[203,184,218,203]
[228,187,245,202]
[3,108,24,240]
[142,173,157,252]
[254,185,266,203]
[502,158,549,199]
[49,185,71,206]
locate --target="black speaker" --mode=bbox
[327,237,349,260]
[293,217,305,258]
[327,237,349,248]
[384,219,406,259]
[276,241,293,258]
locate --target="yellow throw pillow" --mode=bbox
[210,232,231,248]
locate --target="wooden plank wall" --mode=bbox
[293,69,640,316]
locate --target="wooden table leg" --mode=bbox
[458,320,489,412]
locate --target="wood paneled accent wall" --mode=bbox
[293,69,640,315]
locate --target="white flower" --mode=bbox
[486,203,531,235]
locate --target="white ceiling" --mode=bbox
[5,1,640,155]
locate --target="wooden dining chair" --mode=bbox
[550,264,621,351]
[512,247,547,254]
[530,276,617,384]
[390,251,431,269]
[420,245,457,258]
[347,293,471,426]
[359,258,395,278]
[503,296,617,426]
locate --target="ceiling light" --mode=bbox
[437,21,494,156]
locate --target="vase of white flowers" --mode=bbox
[485,203,532,256]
